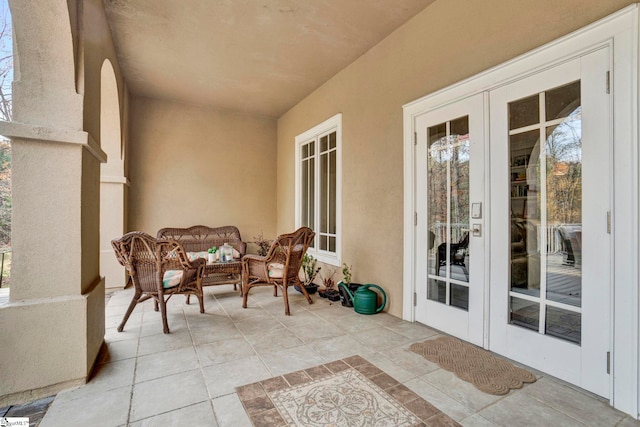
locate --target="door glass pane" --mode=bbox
[426,116,470,310]
[428,279,446,303]
[509,94,539,130]
[510,297,539,331]
[428,122,447,278]
[545,81,580,121]
[450,120,470,284]
[451,284,469,310]
[546,306,581,344]
[507,81,582,345]
[545,97,582,308]
[510,130,540,297]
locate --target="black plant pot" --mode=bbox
[294,283,319,295]
[340,283,362,307]
[325,289,341,301]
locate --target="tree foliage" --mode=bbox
[0,2,10,123]
[0,1,11,249]
[0,138,9,247]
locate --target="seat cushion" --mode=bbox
[267,263,308,281]
[163,270,183,289]
[268,262,284,278]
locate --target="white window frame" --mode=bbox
[295,113,342,266]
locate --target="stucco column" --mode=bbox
[0,0,107,405]
[0,127,107,405]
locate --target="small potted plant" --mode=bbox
[318,269,340,301]
[339,263,362,307]
[253,231,272,256]
[342,263,352,286]
[296,253,321,294]
[207,246,217,263]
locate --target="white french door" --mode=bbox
[489,48,611,397]
[415,93,486,346]
[407,9,638,414]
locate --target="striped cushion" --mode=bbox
[163,270,183,289]
[187,251,208,262]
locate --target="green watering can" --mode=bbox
[338,282,386,314]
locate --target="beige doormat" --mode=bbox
[236,355,461,427]
[409,336,536,395]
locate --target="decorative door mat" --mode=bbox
[409,336,536,395]
[236,355,460,427]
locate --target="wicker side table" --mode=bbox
[203,259,243,294]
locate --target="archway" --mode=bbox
[99,59,126,288]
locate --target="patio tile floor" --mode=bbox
[15,285,638,426]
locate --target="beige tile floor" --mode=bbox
[35,285,639,427]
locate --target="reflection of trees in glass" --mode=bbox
[451,138,469,229]
[545,108,582,224]
[428,137,448,243]
[428,134,470,243]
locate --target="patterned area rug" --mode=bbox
[236,355,460,427]
[409,336,537,395]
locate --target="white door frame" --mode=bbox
[403,5,638,417]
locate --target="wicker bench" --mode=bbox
[157,225,247,292]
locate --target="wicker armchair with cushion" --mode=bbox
[242,227,315,315]
[111,231,206,334]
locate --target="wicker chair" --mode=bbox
[111,231,206,334]
[242,227,315,315]
[111,234,133,289]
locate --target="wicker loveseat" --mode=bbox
[157,225,247,292]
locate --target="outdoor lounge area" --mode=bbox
[3,0,640,425]
[21,285,640,426]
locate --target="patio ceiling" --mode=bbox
[103,0,435,118]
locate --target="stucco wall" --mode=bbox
[129,96,278,244]
[276,0,634,317]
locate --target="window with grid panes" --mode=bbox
[295,114,341,265]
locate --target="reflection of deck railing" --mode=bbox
[430,223,566,253]
[546,225,564,253]
[431,223,469,248]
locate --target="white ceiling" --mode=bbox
[103,0,435,118]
